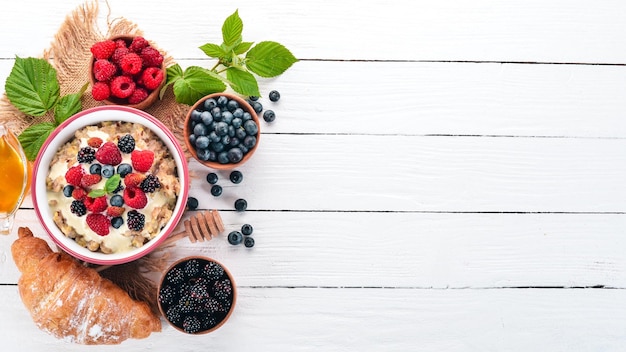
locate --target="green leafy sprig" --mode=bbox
[88,174,121,198]
[162,9,298,105]
[5,56,87,160]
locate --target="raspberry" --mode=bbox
[87,213,110,236]
[70,200,87,216]
[120,53,143,75]
[111,47,130,66]
[90,40,116,60]
[80,174,102,188]
[124,187,148,209]
[65,166,85,186]
[110,76,136,99]
[124,173,146,188]
[84,195,108,213]
[71,187,87,200]
[91,82,110,101]
[77,146,96,163]
[106,206,125,217]
[115,39,127,48]
[87,137,103,148]
[95,142,122,166]
[92,59,117,82]
[140,174,161,193]
[141,67,164,90]
[129,36,149,53]
[127,210,145,231]
[128,87,149,104]
[117,134,135,154]
[140,47,163,68]
[131,150,154,172]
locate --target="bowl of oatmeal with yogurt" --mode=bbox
[31,106,189,265]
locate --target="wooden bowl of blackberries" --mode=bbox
[183,93,260,169]
[157,256,236,334]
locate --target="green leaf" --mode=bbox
[199,43,226,59]
[5,57,60,116]
[104,174,121,194]
[54,82,88,125]
[222,9,243,47]
[88,189,106,198]
[246,41,298,78]
[226,67,260,97]
[160,64,184,99]
[234,41,254,55]
[17,122,56,161]
[172,66,227,105]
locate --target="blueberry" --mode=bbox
[269,90,280,102]
[248,96,259,101]
[188,134,196,146]
[197,148,211,161]
[228,125,236,137]
[193,123,208,136]
[89,163,102,175]
[232,117,243,129]
[195,136,210,149]
[229,137,241,148]
[242,112,252,121]
[210,141,225,153]
[243,120,258,135]
[201,111,213,125]
[230,170,243,184]
[244,236,255,248]
[234,198,247,211]
[187,196,199,210]
[207,151,217,161]
[252,101,263,113]
[203,98,217,110]
[233,108,244,119]
[63,185,74,197]
[206,172,219,184]
[241,223,253,235]
[239,144,249,154]
[211,106,222,121]
[110,194,124,207]
[221,135,231,146]
[235,127,247,140]
[117,163,133,178]
[211,184,223,197]
[243,135,257,149]
[190,109,203,122]
[217,151,230,164]
[222,111,233,124]
[227,148,243,163]
[101,165,115,178]
[263,110,276,122]
[228,231,243,245]
[227,99,239,112]
[215,122,229,136]
[111,217,124,229]
[217,95,229,107]
[209,131,221,143]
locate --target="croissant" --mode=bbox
[11,227,161,344]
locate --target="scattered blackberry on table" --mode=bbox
[202,261,225,281]
[117,163,132,178]
[63,185,74,198]
[70,200,87,216]
[206,172,218,184]
[268,90,281,102]
[111,216,124,229]
[140,174,161,193]
[241,223,253,236]
[211,184,223,197]
[101,164,115,178]
[244,236,255,248]
[77,146,96,163]
[117,134,135,153]
[126,210,145,231]
[187,197,199,210]
[263,110,276,122]
[182,316,202,334]
[89,163,102,175]
[229,170,243,184]
[228,231,243,245]
[234,198,247,211]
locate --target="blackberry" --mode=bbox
[77,147,96,163]
[187,197,199,210]
[244,236,255,248]
[70,200,87,216]
[62,185,74,198]
[140,174,161,193]
[200,314,218,330]
[165,305,182,325]
[210,184,222,197]
[202,261,224,281]
[127,210,145,231]
[234,198,247,211]
[212,279,233,302]
[204,298,224,314]
[165,267,186,286]
[159,285,178,306]
[178,295,195,314]
[189,281,211,302]
[269,90,280,102]
[117,134,135,153]
[184,259,200,277]
[206,172,218,184]
[241,223,253,235]
[182,315,202,334]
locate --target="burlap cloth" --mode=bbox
[0,0,189,155]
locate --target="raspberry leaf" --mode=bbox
[5,57,60,117]
[233,41,254,55]
[226,67,259,97]
[246,41,298,78]
[54,82,88,124]
[199,43,225,59]
[172,66,227,105]
[222,10,243,47]
[17,122,56,161]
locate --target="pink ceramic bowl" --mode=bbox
[31,106,189,265]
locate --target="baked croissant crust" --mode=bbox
[11,227,161,344]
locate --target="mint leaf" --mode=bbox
[222,10,243,47]
[105,174,121,194]
[17,122,56,161]
[5,57,60,116]
[172,66,227,105]
[88,189,106,198]
[246,41,298,78]
[200,43,226,58]
[226,67,260,97]
[54,82,88,124]
[234,41,254,55]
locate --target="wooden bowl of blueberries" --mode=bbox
[183,93,260,170]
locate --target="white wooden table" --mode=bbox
[1,0,626,350]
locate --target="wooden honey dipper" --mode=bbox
[162,209,225,245]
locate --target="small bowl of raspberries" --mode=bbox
[89,35,166,110]
[157,256,237,334]
[183,93,261,170]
